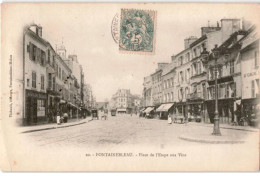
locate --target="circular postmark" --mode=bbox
[111,13,120,44]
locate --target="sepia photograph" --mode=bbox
[0,2,259,172]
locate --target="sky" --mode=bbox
[5,3,259,102]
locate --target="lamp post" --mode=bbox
[211,45,221,136]
[201,46,221,135]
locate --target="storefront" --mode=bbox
[205,99,234,124]
[174,102,187,119]
[25,89,47,125]
[67,102,78,118]
[186,100,204,122]
[46,90,60,123]
[117,108,127,114]
[143,106,155,118]
[156,103,174,120]
[241,98,260,127]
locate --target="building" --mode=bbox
[143,75,153,107]
[20,24,91,125]
[111,89,137,114]
[240,25,259,127]
[172,19,243,122]
[151,63,168,106]
[23,24,48,124]
[45,42,59,122]
[157,59,176,119]
[205,30,247,124]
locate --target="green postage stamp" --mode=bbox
[119,9,157,54]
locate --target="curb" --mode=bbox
[21,119,93,134]
[187,123,258,133]
[179,135,245,144]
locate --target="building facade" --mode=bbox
[24,25,48,124]
[240,26,259,126]
[21,24,92,125]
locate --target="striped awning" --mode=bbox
[117,108,127,112]
[156,103,174,112]
[144,107,154,113]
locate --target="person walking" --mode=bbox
[168,113,172,124]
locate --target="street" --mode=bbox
[24,114,255,150]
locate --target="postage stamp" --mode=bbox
[119,9,157,54]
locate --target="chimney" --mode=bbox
[38,26,42,37]
[184,36,198,49]
[171,55,175,62]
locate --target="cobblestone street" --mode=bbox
[24,114,256,150]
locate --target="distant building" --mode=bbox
[111,89,141,114]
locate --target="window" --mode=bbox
[180,71,184,83]
[41,75,44,90]
[32,44,37,61]
[53,77,56,91]
[256,79,260,95]
[37,99,45,117]
[48,49,50,64]
[171,92,174,101]
[219,84,226,98]
[197,62,201,74]
[230,83,236,98]
[59,67,61,79]
[41,50,46,66]
[252,80,255,98]
[52,55,55,67]
[27,79,30,87]
[187,53,190,62]
[48,73,52,89]
[230,60,234,74]
[193,48,197,57]
[202,83,206,99]
[255,51,259,67]
[179,56,183,66]
[186,68,190,81]
[32,72,36,88]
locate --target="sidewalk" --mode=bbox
[187,121,259,132]
[19,117,93,134]
[179,122,258,144]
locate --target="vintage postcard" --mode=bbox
[0,2,260,172]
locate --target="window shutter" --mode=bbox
[37,48,41,63]
[27,43,30,53]
[29,43,33,60]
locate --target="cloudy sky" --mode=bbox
[4,3,259,101]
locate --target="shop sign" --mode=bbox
[26,90,47,99]
[37,107,45,116]
[243,70,260,78]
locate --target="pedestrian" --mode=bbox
[63,112,68,123]
[56,110,61,125]
[168,113,172,124]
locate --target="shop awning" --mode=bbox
[117,108,126,112]
[60,99,66,104]
[156,104,165,112]
[68,102,77,108]
[144,107,154,113]
[156,103,174,112]
[140,108,146,112]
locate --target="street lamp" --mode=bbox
[211,44,221,136]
